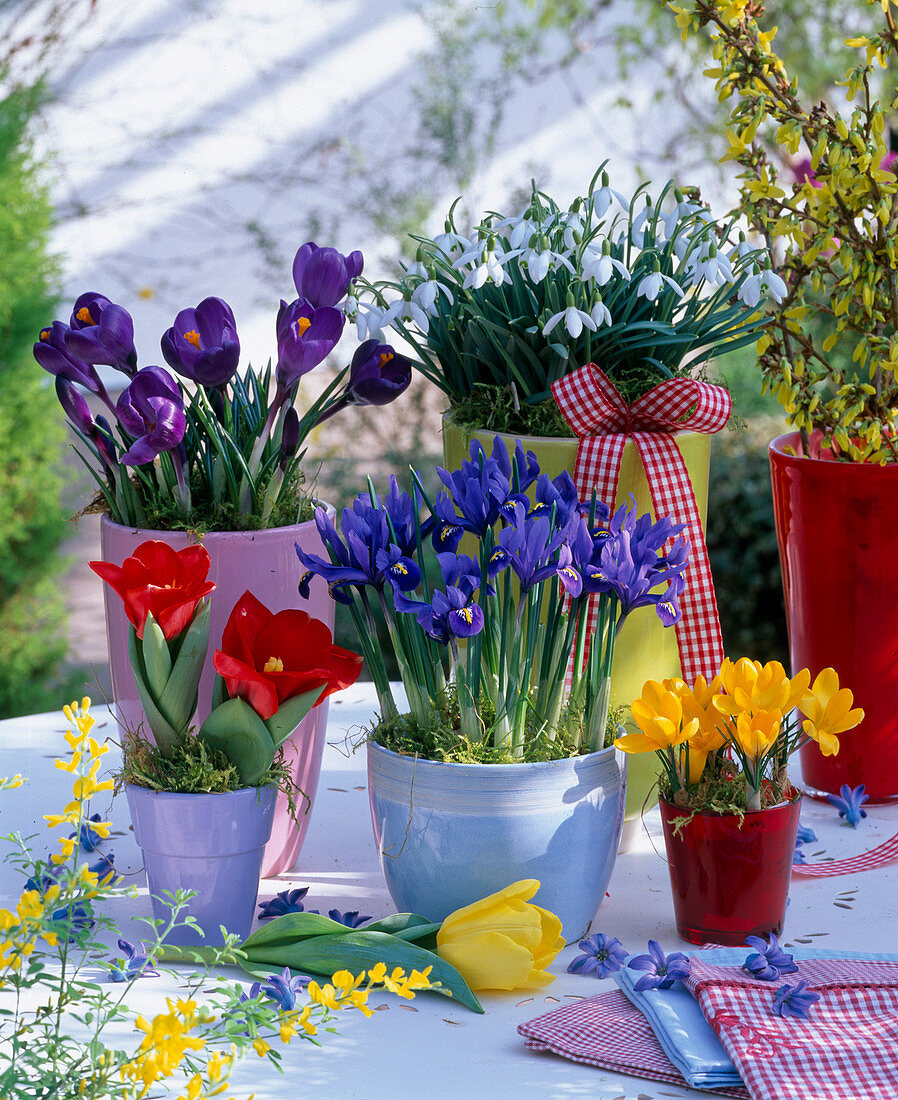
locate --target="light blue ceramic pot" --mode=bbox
[126,784,276,946]
[367,742,627,940]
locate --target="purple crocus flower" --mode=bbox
[108,939,159,982]
[34,321,113,400]
[247,965,310,1012]
[771,980,819,1019]
[567,933,628,978]
[328,908,372,928]
[292,241,363,307]
[64,293,137,372]
[275,298,345,391]
[628,939,691,991]
[257,887,316,920]
[742,934,798,981]
[826,783,868,827]
[345,339,412,407]
[114,366,187,464]
[160,296,240,388]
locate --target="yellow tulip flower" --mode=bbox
[435,879,564,992]
[732,708,782,762]
[801,667,864,756]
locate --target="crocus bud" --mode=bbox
[292,242,364,308]
[55,375,95,436]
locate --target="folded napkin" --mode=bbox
[615,945,898,1091]
[518,988,748,1098]
[686,956,898,1100]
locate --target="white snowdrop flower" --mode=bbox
[401,261,428,283]
[592,173,628,218]
[761,268,788,302]
[355,303,387,341]
[590,297,613,328]
[737,268,763,308]
[581,244,631,286]
[663,199,704,240]
[688,247,734,287]
[729,235,758,261]
[411,278,453,316]
[543,305,597,339]
[381,295,430,333]
[433,230,472,257]
[520,244,553,283]
[508,217,538,250]
[461,248,511,290]
[636,269,685,302]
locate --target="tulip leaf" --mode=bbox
[210,670,227,712]
[241,911,351,950]
[263,688,323,750]
[142,614,172,700]
[196,697,275,786]
[158,601,210,730]
[363,914,441,941]
[241,930,483,1013]
[128,626,181,757]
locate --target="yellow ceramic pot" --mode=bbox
[442,416,712,831]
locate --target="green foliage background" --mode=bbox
[0,80,71,717]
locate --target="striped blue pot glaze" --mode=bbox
[367,741,627,940]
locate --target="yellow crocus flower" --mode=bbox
[436,879,564,992]
[801,668,864,756]
[618,679,699,754]
[732,708,782,762]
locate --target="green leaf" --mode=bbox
[141,614,172,700]
[128,625,180,756]
[362,913,438,939]
[263,687,322,750]
[196,697,275,785]
[242,911,351,950]
[242,929,483,1013]
[158,601,210,730]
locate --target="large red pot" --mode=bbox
[659,793,800,946]
[99,512,335,876]
[769,432,898,801]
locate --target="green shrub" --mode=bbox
[0,80,71,718]
[706,418,789,666]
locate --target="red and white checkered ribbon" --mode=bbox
[552,364,731,683]
[793,830,898,876]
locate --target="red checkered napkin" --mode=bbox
[686,957,898,1100]
[518,989,748,1097]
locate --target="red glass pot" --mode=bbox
[770,432,898,801]
[659,792,801,946]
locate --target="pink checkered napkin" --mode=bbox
[686,958,898,1100]
[518,989,748,1097]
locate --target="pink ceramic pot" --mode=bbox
[99,512,336,876]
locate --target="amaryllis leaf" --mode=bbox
[242,911,353,950]
[141,614,172,700]
[127,625,180,756]
[242,929,483,1014]
[263,686,323,750]
[196,696,275,786]
[157,601,210,730]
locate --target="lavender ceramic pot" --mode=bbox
[100,514,335,877]
[126,784,276,946]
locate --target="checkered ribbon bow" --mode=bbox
[551,364,731,684]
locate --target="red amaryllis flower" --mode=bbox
[213,590,362,720]
[90,540,215,640]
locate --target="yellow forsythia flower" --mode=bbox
[435,879,564,992]
[801,668,864,756]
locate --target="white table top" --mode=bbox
[3,687,898,1099]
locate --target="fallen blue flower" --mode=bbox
[246,965,309,1012]
[257,887,317,921]
[107,939,159,982]
[826,783,868,827]
[628,939,691,991]
[796,823,817,845]
[328,909,372,928]
[772,979,820,1019]
[69,812,107,853]
[743,934,799,981]
[567,933,628,979]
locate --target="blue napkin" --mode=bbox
[614,946,898,1090]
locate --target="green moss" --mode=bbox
[661,766,796,825]
[116,730,293,799]
[447,384,573,439]
[370,690,591,763]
